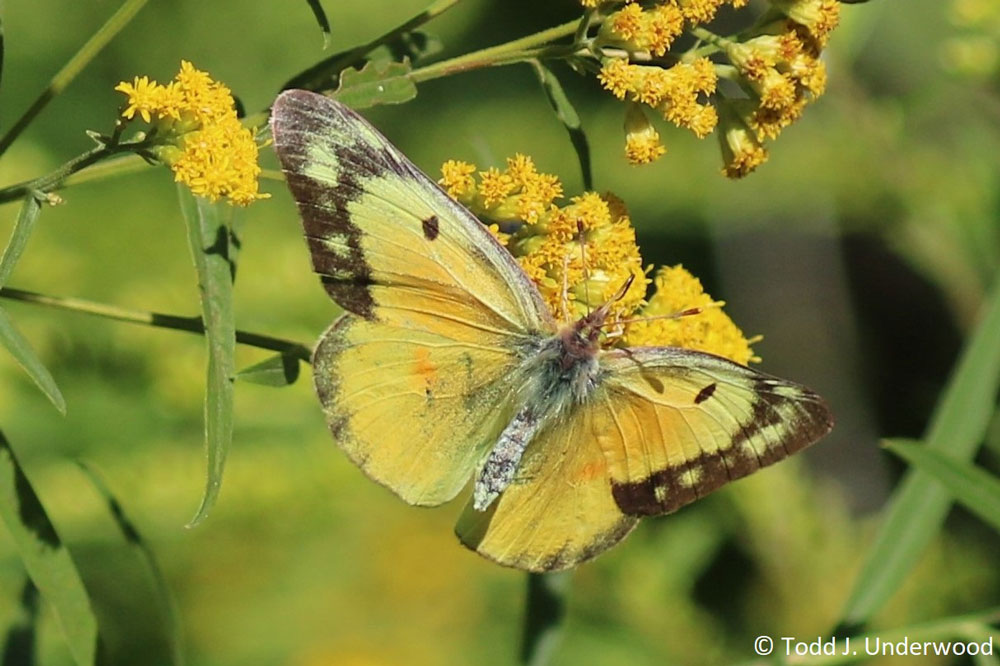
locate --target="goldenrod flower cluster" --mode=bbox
[588,0,840,178]
[440,156,757,364]
[622,265,759,364]
[114,61,267,206]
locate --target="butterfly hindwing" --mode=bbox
[598,347,833,516]
[271,90,554,505]
[313,314,520,505]
[455,400,639,572]
[456,347,831,570]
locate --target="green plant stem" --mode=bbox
[0,0,150,158]
[0,287,312,363]
[247,0,464,130]
[0,140,144,205]
[60,153,150,189]
[686,26,727,59]
[409,19,581,83]
[688,26,726,47]
[521,572,571,666]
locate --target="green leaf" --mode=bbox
[2,578,39,666]
[885,440,1000,533]
[235,353,300,387]
[0,193,42,289]
[333,59,417,109]
[303,0,331,49]
[76,462,184,665]
[0,431,97,666]
[530,61,592,190]
[0,305,66,414]
[840,275,1000,624]
[521,572,570,666]
[178,188,237,527]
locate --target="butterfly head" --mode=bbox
[557,272,637,368]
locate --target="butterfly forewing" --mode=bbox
[598,347,833,516]
[270,90,553,334]
[271,90,553,505]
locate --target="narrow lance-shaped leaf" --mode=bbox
[0,193,65,412]
[333,59,417,109]
[0,192,42,287]
[840,275,1000,625]
[531,61,592,190]
[77,462,184,665]
[0,305,66,414]
[2,578,39,666]
[0,193,43,288]
[178,188,237,527]
[885,440,1000,534]
[235,353,300,387]
[0,431,97,666]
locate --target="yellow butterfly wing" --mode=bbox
[457,347,832,571]
[597,348,833,516]
[455,399,639,572]
[271,90,554,505]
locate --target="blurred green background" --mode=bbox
[0,0,998,664]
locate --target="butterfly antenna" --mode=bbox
[577,220,592,315]
[602,299,724,329]
[560,254,571,324]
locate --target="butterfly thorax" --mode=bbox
[472,312,607,511]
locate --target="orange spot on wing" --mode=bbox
[414,348,437,382]
[576,459,605,482]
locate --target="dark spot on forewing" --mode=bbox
[643,374,664,393]
[422,215,440,240]
[694,382,717,404]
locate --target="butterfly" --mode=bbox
[270,89,834,572]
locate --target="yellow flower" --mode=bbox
[598,58,637,100]
[717,102,769,178]
[439,160,477,200]
[676,0,727,24]
[623,265,758,365]
[114,76,160,123]
[624,102,666,165]
[115,61,267,206]
[438,155,756,364]
[769,0,840,46]
[586,0,838,177]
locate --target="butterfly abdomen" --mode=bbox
[473,331,605,511]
